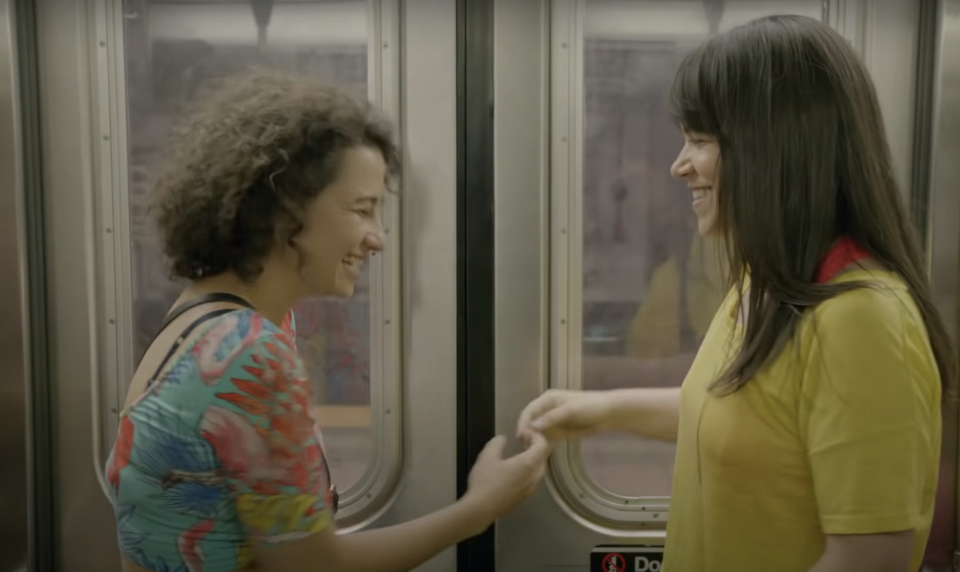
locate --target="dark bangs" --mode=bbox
[669,43,721,135]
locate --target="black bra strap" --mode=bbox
[137,293,254,367]
[145,308,235,390]
[157,292,254,334]
[140,292,255,388]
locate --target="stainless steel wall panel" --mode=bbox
[925,0,960,569]
[34,0,120,568]
[0,0,29,569]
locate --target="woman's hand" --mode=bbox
[516,389,615,443]
[461,434,552,529]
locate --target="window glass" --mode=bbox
[578,0,824,498]
[122,0,374,492]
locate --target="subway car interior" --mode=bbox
[0,0,958,571]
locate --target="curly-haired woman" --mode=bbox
[105,69,551,572]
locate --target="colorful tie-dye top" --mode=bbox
[105,309,334,572]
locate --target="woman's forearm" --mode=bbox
[582,351,692,442]
[605,386,682,441]
[334,497,489,572]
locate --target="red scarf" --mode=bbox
[815,236,872,283]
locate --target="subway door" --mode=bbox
[493,1,932,571]
[924,0,960,570]
[35,0,458,571]
[0,0,30,570]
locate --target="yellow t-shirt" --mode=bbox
[663,269,942,571]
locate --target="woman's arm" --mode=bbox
[254,496,489,572]
[251,436,549,572]
[604,386,682,442]
[212,320,549,572]
[800,290,939,572]
[806,532,914,572]
[517,353,689,444]
[516,352,693,443]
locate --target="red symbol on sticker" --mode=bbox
[601,553,626,572]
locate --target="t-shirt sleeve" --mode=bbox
[199,322,332,545]
[799,288,940,535]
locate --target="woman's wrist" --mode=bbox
[455,491,497,538]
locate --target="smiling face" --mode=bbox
[291,145,387,298]
[670,129,721,237]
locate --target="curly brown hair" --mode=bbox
[153,67,401,282]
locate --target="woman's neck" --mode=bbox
[179,266,301,327]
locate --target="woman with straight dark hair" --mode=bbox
[519,14,954,572]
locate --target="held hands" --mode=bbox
[516,389,615,444]
[460,389,617,530]
[463,433,552,526]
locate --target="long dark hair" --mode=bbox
[669,15,955,396]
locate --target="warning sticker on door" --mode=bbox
[591,545,664,572]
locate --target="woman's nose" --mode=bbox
[670,151,690,179]
[365,227,385,252]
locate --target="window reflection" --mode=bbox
[578,0,823,498]
[122,0,373,492]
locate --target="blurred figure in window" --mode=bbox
[583,138,725,392]
[622,162,725,363]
